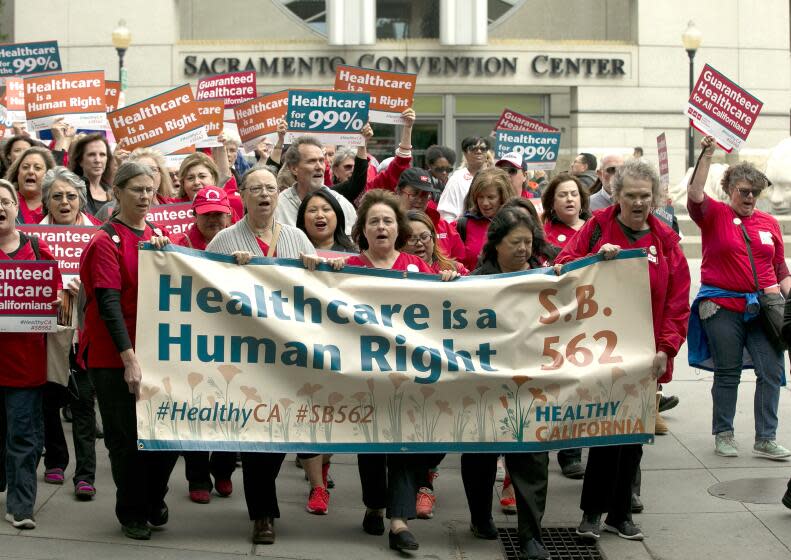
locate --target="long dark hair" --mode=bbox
[540,172,591,224]
[478,207,545,270]
[296,189,356,251]
[501,198,559,264]
[68,133,113,186]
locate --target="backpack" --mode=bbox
[456,216,468,243]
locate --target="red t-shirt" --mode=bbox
[255,238,276,256]
[172,223,208,251]
[347,251,433,273]
[79,220,162,369]
[19,198,44,225]
[454,215,491,271]
[689,194,789,312]
[0,236,62,387]
[544,220,583,248]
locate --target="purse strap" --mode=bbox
[267,223,281,258]
[739,221,760,292]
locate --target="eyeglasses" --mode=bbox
[431,166,453,174]
[127,187,155,196]
[244,184,278,196]
[736,187,762,198]
[0,198,16,208]
[407,232,433,245]
[467,145,487,153]
[505,167,522,176]
[401,189,429,200]
[51,193,79,202]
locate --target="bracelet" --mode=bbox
[395,148,412,158]
[398,144,412,150]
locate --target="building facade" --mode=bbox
[6,0,791,183]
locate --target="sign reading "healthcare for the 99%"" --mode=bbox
[495,130,561,171]
[0,40,62,78]
[285,90,370,146]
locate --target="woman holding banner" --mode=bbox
[343,189,456,552]
[206,165,333,544]
[5,146,55,224]
[79,162,178,541]
[686,136,791,460]
[404,210,467,275]
[68,133,113,217]
[296,189,356,253]
[555,160,690,543]
[453,167,513,271]
[541,173,591,249]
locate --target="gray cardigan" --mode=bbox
[206,218,316,258]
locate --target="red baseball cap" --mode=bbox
[192,186,232,215]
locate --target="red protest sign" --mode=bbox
[4,77,24,111]
[196,99,224,148]
[656,132,669,187]
[684,64,762,153]
[105,80,121,113]
[233,90,289,150]
[24,70,106,131]
[108,84,207,154]
[196,71,257,108]
[0,260,58,332]
[17,224,96,279]
[334,65,416,125]
[495,108,557,133]
[147,202,195,236]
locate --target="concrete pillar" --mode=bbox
[440,0,487,45]
[327,0,376,46]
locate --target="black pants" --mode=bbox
[183,451,237,491]
[580,444,643,525]
[68,368,97,485]
[90,367,179,525]
[358,453,443,519]
[462,453,549,542]
[240,452,285,519]
[42,382,69,470]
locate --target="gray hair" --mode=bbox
[332,147,356,169]
[239,164,279,191]
[721,162,769,194]
[612,160,661,206]
[283,136,323,170]
[42,166,87,214]
[113,161,154,189]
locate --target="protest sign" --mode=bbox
[0,260,58,332]
[0,40,61,78]
[495,130,560,170]
[684,64,763,153]
[234,91,289,151]
[334,65,415,125]
[105,80,121,113]
[24,70,106,131]
[195,99,224,148]
[17,225,96,281]
[196,71,257,107]
[656,132,669,187]
[136,246,656,452]
[3,77,25,124]
[285,90,369,146]
[495,108,558,133]
[147,202,195,236]
[108,84,207,154]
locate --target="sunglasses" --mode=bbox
[736,187,763,198]
[467,145,488,153]
[505,167,522,176]
[431,166,453,174]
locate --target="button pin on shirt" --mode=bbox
[733,218,742,225]
[557,234,566,242]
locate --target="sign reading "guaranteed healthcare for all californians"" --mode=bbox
[135,246,657,453]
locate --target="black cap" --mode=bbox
[398,168,440,194]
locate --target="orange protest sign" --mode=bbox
[4,77,24,111]
[108,84,208,154]
[334,65,416,124]
[196,99,224,148]
[105,80,121,113]
[24,70,105,131]
[233,90,288,150]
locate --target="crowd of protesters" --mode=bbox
[0,106,789,560]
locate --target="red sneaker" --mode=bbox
[189,489,211,504]
[416,487,436,519]
[500,474,516,514]
[215,479,233,497]
[306,486,329,515]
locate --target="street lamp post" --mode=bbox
[681,21,703,170]
[111,20,131,92]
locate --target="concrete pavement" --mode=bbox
[2,260,791,559]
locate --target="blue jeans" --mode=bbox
[0,386,44,517]
[702,307,783,440]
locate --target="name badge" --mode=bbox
[647,253,658,264]
[759,230,773,245]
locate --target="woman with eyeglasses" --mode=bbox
[128,148,175,205]
[404,210,467,275]
[541,173,591,249]
[437,136,491,222]
[79,163,178,540]
[687,136,791,461]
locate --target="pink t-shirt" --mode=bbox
[346,251,433,273]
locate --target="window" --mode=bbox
[276,0,327,35]
[488,0,525,26]
[376,0,439,39]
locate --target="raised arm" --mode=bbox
[687,135,715,204]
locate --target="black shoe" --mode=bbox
[61,404,73,423]
[122,521,151,540]
[560,460,585,479]
[631,493,644,513]
[520,538,550,560]
[658,394,679,413]
[783,486,791,509]
[576,512,601,541]
[603,518,644,541]
[148,502,169,527]
[362,510,384,535]
[389,529,419,551]
[470,518,498,540]
[252,517,275,544]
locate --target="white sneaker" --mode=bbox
[715,432,738,457]
[753,440,791,461]
[5,513,35,529]
[495,456,506,482]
